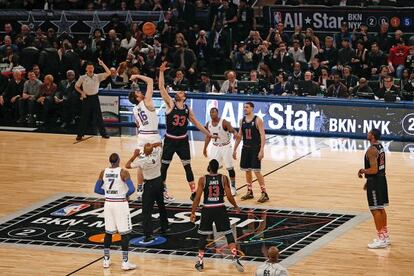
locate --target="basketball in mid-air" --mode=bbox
[142,22,157,36]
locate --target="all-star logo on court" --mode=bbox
[0,196,357,263]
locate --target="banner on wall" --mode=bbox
[263,5,414,33]
[99,95,119,123]
[119,95,414,141]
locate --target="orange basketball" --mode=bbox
[142,22,157,36]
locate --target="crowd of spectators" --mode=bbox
[0,0,413,127]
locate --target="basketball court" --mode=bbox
[0,130,413,275]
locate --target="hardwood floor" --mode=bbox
[0,131,413,275]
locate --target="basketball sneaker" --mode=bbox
[103,258,111,268]
[195,260,204,271]
[385,237,391,245]
[241,190,254,200]
[164,191,175,203]
[367,238,388,249]
[231,186,237,196]
[121,261,137,271]
[257,192,270,203]
[233,257,244,272]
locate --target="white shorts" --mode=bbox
[209,143,234,170]
[137,133,162,150]
[104,201,132,235]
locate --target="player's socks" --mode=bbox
[195,251,205,271]
[231,179,236,188]
[198,250,204,264]
[231,247,237,258]
[137,184,143,193]
[259,183,266,193]
[104,248,110,260]
[189,182,196,193]
[122,251,128,262]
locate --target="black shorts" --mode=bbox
[240,146,261,171]
[162,136,191,163]
[366,175,389,210]
[198,205,232,235]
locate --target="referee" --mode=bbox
[126,143,169,242]
[256,246,288,276]
[75,58,110,141]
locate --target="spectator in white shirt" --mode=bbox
[120,31,137,50]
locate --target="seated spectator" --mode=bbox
[245,31,262,52]
[170,68,189,91]
[352,40,369,77]
[401,70,414,99]
[198,72,220,93]
[17,71,42,124]
[318,36,338,70]
[230,41,254,71]
[334,22,352,49]
[326,73,349,98]
[273,72,293,96]
[376,75,400,100]
[288,40,306,64]
[388,39,410,79]
[290,25,305,46]
[342,66,359,91]
[319,67,332,91]
[258,63,274,85]
[373,22,392,52]
[220,70,238,94]
[302,36,318,65]
[255,246,288,276]
[172,42,197,84]
[0,70,24,120]
[290,62,304,83]
[305,28,320,49]
[353,77,375,99]
[352,23,370,49]
[102,67,124,89]
[37,74,57,125]
[400,69,412,92]
[405,47,414,72]
[297,71,320,96]
[55,70,80,128]
[120,31,137,51]
[336,38,355,72]
[368,42,387,75]
[249,70,270,94]
[253,41,272,70]
[0,35,18,57]
[272,42,294,73]
[117,61,129,82]
[310,57,322,82]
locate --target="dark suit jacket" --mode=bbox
[271,52,294,73]
[101,76,125,89]
[61,50,81,77]
[172,49,197,71]
[273,81,294,95]
[198,80,220,92]
[376,85,400,99]
[3,79,25,103]
[326,82,349,98]
[56,79,77,99]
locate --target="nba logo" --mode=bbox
[51,203,90,217]
[205,99,219,122]
[274,12,282,25]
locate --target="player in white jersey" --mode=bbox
[128,74,161,201]
[94,153,136,271]
[203,107,239,196]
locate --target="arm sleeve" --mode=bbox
[75,76,83,87]
[94,179,105,195]
[98,73,107,82]
[125,178,135,196]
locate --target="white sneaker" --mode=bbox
[231,186,237,196]
[385,236,391,245]
[367,238,388,249]
[121,261,137,271]
[164,191,175,203]
[103,258,111,268]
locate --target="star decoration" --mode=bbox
[123,11,134,26]
[255,109,266,120]
[305,17,312,24]
[18,11,44,31]
[51,11,77,37]
[84,11,110,36]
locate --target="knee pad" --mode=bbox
[227,168,235,178]
[198,235,207,250]
[225,233,235,244]
[183,163,194,182]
